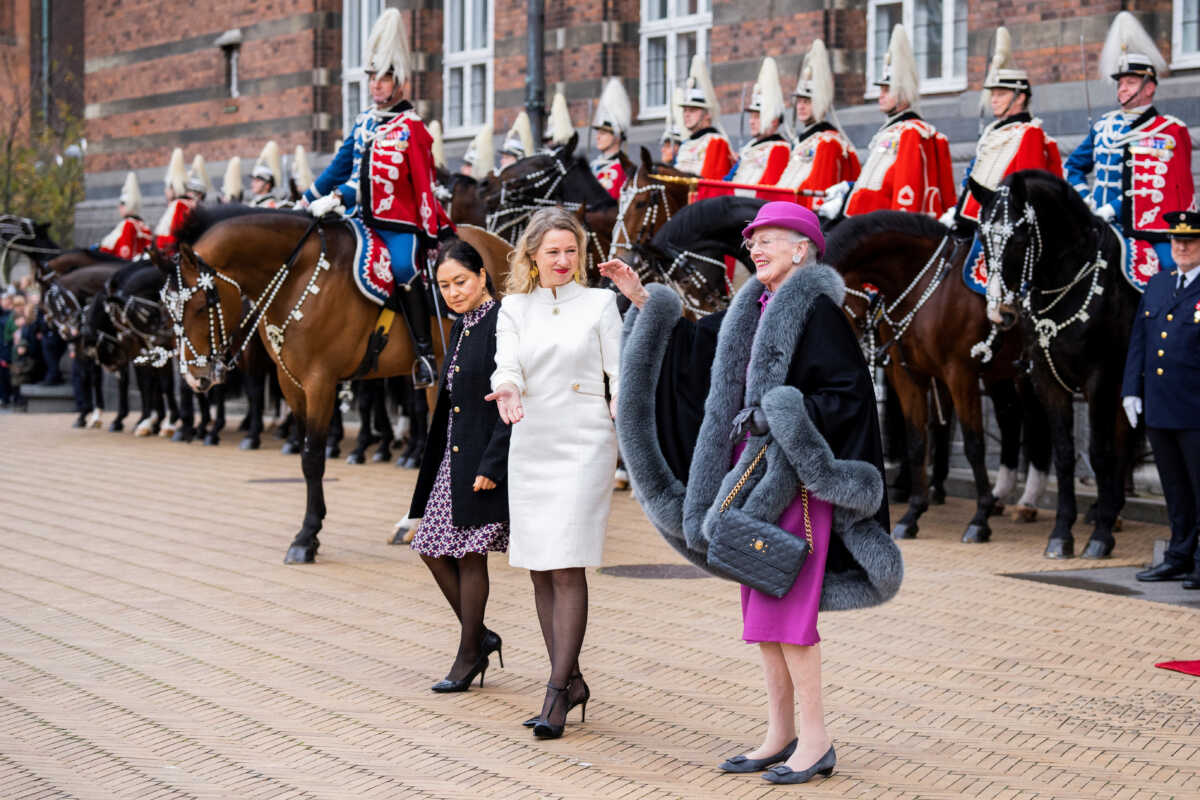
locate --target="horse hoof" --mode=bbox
[930,487,947,505]
[372,449,392,463]
[108,421,124,433]
[1081,539,1114,560]
[892,522,919,540]
[389,526,409,545]
[203,434,219,446]
[346,451,366,465]
[239,437,260,450]
[1010,506,1038,523]
[1044,538,1075,559]
[961,524,991,544]
[326,445,340,459]
[172,428,191,443]
[283,546,316,564]
[280,441,301,455]
[989,502,1005,517]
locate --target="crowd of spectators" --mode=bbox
[0,277,67,409]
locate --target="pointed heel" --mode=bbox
[481,629,503,669]
[578,699,587,724]
[478,665,487,688]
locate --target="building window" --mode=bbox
[342,0,384,133]
[1173,0,1200,68]
[639,0,712,118]
[444,0,493,136]
[866,0,967,97]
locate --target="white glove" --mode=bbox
[818,182,849,221]
[1095,203,1116,222]
[939,207,957,228]
[308,194,344,217]
[1082,193,1097,212]
[1122,396,1142,428]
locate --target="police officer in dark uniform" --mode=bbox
[1123,210,1200,588]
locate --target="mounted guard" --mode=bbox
[590,78,634,200]
[545,90,575,153]
[822,25,955,220]
[777,40,860,211]
[302,7,453,387]
[96,172,152,261]
[727,57,791,190]
[674,54,735,181]
[187,155,212,203]
[249,141,283,208]
[460,123,495,178]
[1065,11,1194,280]
[153,148,196,254]
[498,111,535,170]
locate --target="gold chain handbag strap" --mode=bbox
[719,441,815,551]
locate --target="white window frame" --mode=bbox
[442,0,494,138]
[638,0,712,120]
[1172,0,1200,69]
[342,0,384,135]
[865,0,967,99]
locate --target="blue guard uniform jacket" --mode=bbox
[1121,267,1200,429]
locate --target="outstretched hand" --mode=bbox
[485,383,524,424]
[598,259,650,309]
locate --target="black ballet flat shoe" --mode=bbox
[762,745,836,784]
[719,738,797,773]
[532,682,570,740]
[431,654,489,693]
[480,628,503,669]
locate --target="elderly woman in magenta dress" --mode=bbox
[487,206,622,739]
[600,202,901,785]
[409,241,509,693]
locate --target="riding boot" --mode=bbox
[393,281,437,389]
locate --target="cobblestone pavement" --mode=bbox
[2,414,1198,799]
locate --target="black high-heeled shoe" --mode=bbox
[523,671,588,727]
[430,654,489,693]
[532,682,570,739]
[481,628,503,669]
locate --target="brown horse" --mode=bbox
[608,147,691,270]
[164,208,511,563]
[825,211,1052,544]
[436,166,487,228]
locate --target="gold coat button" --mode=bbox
[1156,368,1164,376]
[1158,349,1165,357]
[552,307,560,315]
[1161,332,1168,339]
[454,406,461,413]
[454,365,461,372]
[452,445,460,453]
[464,329,471,336]
[1145,311,1150,317]
[572,382,580,391]
[1167,314,1174,321]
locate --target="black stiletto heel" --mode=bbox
[430,654,489,693]
[481,628,503,669]
[532,682,570,739]
[567,676,590,723]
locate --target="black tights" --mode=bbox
[530,568,588,724]
[421,552,490,679]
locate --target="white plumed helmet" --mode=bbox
[221,157,243,202]
[119,172,143,217]
[546,90,575,146]
[291,145,314,193]
[875,24,920,111]
[363,8,412,85]
[164,147,187,196]
[592,78,632,140]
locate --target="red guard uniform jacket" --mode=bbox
[674,127,735,180]
[98,216,153,260]
[360,108,451,243]
[591,154,628,200]
[153,198,195,254]
[846,112,955,217]
[729,135,791,188]
[777,122,862,211]
[957,113,1063,224]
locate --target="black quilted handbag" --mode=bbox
[706,442,813,599]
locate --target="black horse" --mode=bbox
[977,170,1139,559]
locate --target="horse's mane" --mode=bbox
[652,196,765,249]
[1007,169,1093,225]
[177,204,309,245]
[118,262,165,297]
[824,211,947,265]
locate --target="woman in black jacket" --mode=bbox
[409,240,510,692]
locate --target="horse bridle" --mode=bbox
[610,170,674,261]
[980,184,1109,392]
[162,220,325,385]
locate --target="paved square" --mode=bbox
[1,414,1197,799]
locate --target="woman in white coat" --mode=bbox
[487,207,622,739]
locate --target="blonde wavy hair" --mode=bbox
[505,206,588,295]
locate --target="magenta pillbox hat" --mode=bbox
[741,201,825,259]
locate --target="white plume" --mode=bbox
[363,8,412,85]
[1099,11,1167,83]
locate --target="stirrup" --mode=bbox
[411,355,436,389]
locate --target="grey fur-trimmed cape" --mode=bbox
[617,264,903,611]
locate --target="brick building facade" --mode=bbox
[76,0,1199,244]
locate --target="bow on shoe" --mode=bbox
[730,406,770,441]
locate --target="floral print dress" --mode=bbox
[411,299,510,558]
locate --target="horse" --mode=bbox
[162,207,513,563]
[435,166,486,228]
[478,133,618,280]
[608,147,692,275]
[825,211,1052,543]
[976,170,1139,559]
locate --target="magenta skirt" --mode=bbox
[733,439,833,646]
